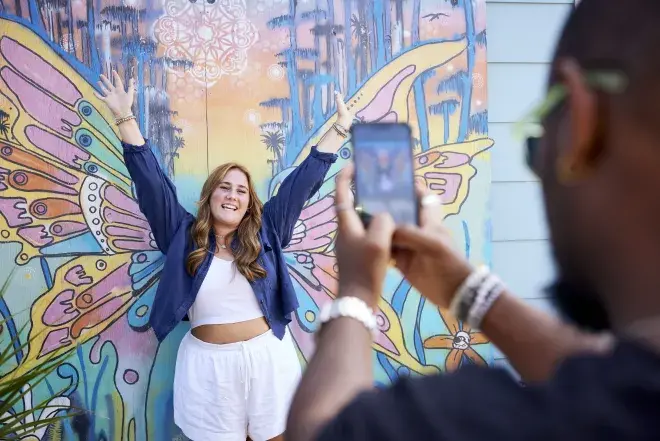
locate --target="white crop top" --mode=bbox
[188,256,264,328]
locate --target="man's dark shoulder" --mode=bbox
[316,366,544,441]
[316,341,660,441]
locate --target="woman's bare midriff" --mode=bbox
[191,316,270,345]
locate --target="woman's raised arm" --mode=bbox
[263,92,352,246]
[96,71,190,254]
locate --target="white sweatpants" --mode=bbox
[173,329,302,441]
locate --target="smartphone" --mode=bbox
[350,122,418,226]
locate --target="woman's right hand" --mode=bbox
[95,70,135,118]
[391,182,474,309]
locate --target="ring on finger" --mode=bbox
[420,194,442,207]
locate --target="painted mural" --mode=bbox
[0,0,492,439]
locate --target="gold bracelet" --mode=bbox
[114,111,133,120]
[115,114,136,126]
[331,122,348,138]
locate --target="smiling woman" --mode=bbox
[186,162,265,282]
[95,69,354,441]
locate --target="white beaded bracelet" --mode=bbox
[317,296,378,339]
[449,265,505,329]
[449,265,490,319]
[467,273,505,329]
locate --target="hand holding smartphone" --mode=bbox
[350,123,418,226]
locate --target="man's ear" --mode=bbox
[555,58,602,185]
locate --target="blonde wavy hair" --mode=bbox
[186,163,266,281]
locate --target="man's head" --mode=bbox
[531,0,660,330]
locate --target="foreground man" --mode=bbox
[287,1,660,439]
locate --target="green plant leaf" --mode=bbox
[0,269,86,437]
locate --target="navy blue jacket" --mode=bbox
[122,141,338,342]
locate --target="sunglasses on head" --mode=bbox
[512,70,628,175]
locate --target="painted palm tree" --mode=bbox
[259,97,292,147]
[476,29,487,46]
[156,131,185,179]
[170,136,185,176]
[151,122,181,174]
[268,4,303,167]
[350,13,369,83]
[469,110,488,135]
[0,110,10,141]
[429,98,460,144]
[261,129,286,175]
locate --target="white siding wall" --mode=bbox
[486,0,575,372]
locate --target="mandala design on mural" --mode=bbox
[154,0,259,86]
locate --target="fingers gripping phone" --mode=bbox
[350,123,419,226]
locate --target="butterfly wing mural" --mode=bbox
[0,19,165,440]
[275,39,493,378]
[0,24,163,380]
[0,0,492,437]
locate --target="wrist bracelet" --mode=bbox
[316,296,378,340]
[449,266,488,320]
[115,114,136,126]
[467,273,505,329]
[332,122,349,138]
[449,265,505,329]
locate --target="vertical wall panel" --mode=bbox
[486,0,574,371]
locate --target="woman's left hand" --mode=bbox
[335,92,354,130]
[95,70,135,118]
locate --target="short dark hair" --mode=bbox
[550,0,660,122]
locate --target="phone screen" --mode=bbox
[351,123,418,225]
